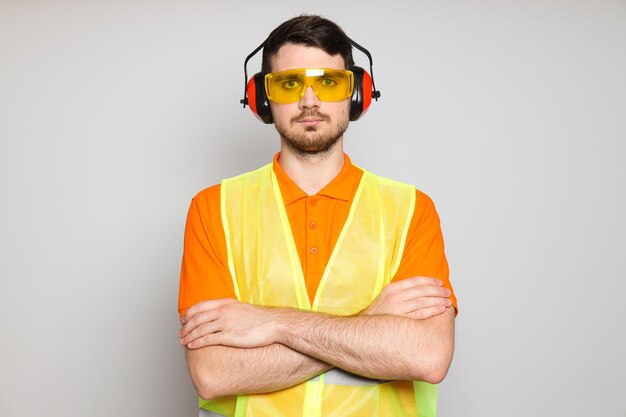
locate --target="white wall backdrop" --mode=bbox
[1,1,625,416]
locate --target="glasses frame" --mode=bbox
[263,68,355,104]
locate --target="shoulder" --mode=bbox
[411,188,442,231]
[360,168,436,208]
[414,188,436,212]
[360,169,416,197]
[190,164,273,212]
[189,184,222,224]
[192,183,221,207]
[362,169,440,224]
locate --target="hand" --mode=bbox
[179,299,279,350]
[361,276,452,320]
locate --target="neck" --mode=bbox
[278,139,345,195]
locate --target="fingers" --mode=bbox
[397,282,451,317]
[187,332,225,349]
[369,276,452,318]
[181,321,221,348]
[179,299,247,348]
[382,280,450,306]
[180,309,220,339]
[406,305,448,320]
[402,295,452,312]
[181,298,235,324]
[400,284,451,302]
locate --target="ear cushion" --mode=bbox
[349,66,373,121]
[246,72,273,124]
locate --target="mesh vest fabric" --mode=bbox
[199,164,437,417]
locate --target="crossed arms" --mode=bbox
[180,276,455,401]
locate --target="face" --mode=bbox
[269,43,350,157]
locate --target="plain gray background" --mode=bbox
[1,1,625,416]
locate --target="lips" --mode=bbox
[297,118,323,127]
[291,111,329,127]
[296,113,328,126]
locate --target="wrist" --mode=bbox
[267,307,295,346]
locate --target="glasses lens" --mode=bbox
[266,71,305,103]
[310,69,353,102]
[265,69,354,103]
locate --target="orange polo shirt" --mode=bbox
[178,153,457,317]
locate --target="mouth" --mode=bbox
[297,117,325,127]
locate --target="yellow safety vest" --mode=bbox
[199,163,438,417]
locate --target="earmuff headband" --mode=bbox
[240,40,267,108]
[346,37,381,101]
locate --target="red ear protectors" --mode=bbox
[245,72,272,124]
[240,38,381,124]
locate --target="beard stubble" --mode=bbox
[274,110,349,157]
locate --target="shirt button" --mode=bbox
[309,221,317,229]
[310,198,318,206]
[310,247,318,255]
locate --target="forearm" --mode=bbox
[275,307,455,383]
[186,343,332,400]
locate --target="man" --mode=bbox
[178,15,457,417]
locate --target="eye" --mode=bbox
[320,78,337,87]
[283,80,301,89]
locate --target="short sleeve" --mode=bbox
[177,185,236,318]
[391,189,458,315]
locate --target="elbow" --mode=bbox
[420,362,450,384]
[194,374,215,401]
[186,352,228,401]
[407,348,453,384]
[193,372,226,401]
[197,385,219,402]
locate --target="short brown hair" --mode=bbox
[261,15,354,73]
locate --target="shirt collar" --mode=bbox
[272,152,363,206]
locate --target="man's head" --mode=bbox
[262,15,354,157]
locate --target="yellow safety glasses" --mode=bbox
[264,68,354,104]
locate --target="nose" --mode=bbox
[299,86,321,110]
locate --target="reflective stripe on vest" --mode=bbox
[199,163,437,417]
